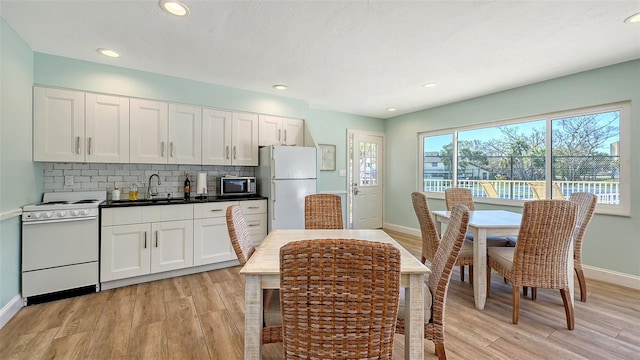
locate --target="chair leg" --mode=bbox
[434,342,447,360]
[576,268,587,302]
[523,286,528,297]
[469,265,474,285]
[486,265,492,298]
[531,287,537,301]
[560,289,575,330]
[460,265,465,282]
[512,286,520,324]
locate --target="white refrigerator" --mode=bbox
[257,146,317,232]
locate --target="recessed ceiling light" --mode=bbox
[422,82,437,88]
[97,48,121,58]
[273,85,288,90]
[624,12,640,23]
[160,0,190,16]
[387,108,397,112]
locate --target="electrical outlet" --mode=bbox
[64,175,74,186]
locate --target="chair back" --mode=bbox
[479,181,499,198]
[225,205,255,265]
[445,188,475,210]
[304,194,344,229]
[411,192,441,263]
[569,192,597,262]
[279,239,400,360]
[427,205,470,331]
[512,200,578,288]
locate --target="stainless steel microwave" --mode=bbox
[220,176,256,196]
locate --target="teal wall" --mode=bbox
[384,60,640,276]
[0,19,42,309]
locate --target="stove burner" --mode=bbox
[73,199,99,204]
[38,201,69,206]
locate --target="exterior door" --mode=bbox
[350,131,384,229]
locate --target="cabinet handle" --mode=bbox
[233,146,237,159]
[144,232,147,248]
[76,136,81,154]
[171,142,174,157]
[284,129,287,143]
[155,231,158,247]
[161,142,165,157]
[248,224,259,227]
[210,209,223,212]
[226,146,230,159]
[248,206,259,209]
[278,129,282,141]
[87,137,92,155]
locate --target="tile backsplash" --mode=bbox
[42,163,255,199]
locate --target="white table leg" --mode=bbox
[405,274,425,360]
[472,227,487,310]
[244,275,262,360]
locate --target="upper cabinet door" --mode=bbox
[168,104,201,165]
[282,118,304,146]
[85,93,130,163]
[232,112,259,166]
[130,99,168,164]
[258,114,282,146]
[33,87,85,162]
[202,108,232,165]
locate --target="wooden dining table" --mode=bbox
[239,229,431,360]
[432,210,575,310]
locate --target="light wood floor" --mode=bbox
[1,229,639,359]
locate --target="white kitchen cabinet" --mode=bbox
[101,204,193,282]
[258,114,304,147]
[129,99,169,164]
[33,87,85,162]
[202,108,232,165]
[168,103,201,165]
[193,201,239,266]
[202,109,259,166]
[85,93,130,163]
[240,200,268,246]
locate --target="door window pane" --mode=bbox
[359,141,378,186]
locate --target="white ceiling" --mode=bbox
[1,1,639,119]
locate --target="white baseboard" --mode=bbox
[384,222,640,291]
[0,295,23,329]
[582,265,640,290]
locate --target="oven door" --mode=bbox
[22,217,99,271]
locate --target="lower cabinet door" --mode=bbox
[101,223,151,281]
[151,220,194,273]
[193,217,237,266]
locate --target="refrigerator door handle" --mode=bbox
[271,180,276,220]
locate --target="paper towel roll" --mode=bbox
[196,172,207,195]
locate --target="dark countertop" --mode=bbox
[100,195,267,208]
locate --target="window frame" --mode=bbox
[418,101,630,216]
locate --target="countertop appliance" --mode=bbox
[219,176,256,197]
[257,145,317,231]
[21,190,105,305]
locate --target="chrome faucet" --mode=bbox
[147,174,161,199]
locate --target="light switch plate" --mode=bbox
[64,175,74,186]
[339,169,346,177]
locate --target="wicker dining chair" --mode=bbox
[570,192,597,302]
[396,204,469,360]
[226,205,282,344]
[486,200,578,329]
[304,193,343,229]
[412,191,475,283]
[279,239,401,360]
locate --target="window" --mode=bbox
[419,102,629,215]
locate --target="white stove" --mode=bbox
[21,191,105,304]
[22,191,105,222]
